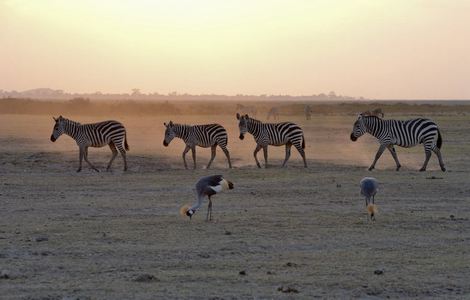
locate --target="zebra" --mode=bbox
[163,121,232,169]
[50,115,129,172]
[350,113,446,172]
[236,113,307,168]
[266,107,280,120]
[304,104,313,120]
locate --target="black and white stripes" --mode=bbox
[50,115,129,172]
[163,121,232,169]
[350,114,445,171]
[236,113,307,168]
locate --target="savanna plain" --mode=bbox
[0,103,469,299]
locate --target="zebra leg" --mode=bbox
[294,143,308,168]
[77,147,84,172]
[206,145,217,169]
[419,150,432,172]
[191,146,197,169]
[253,144,262,168]
[220,145,232,168]
[182,145,190,169]
[107,142,118,171]
[282,143,292,167]
[263,145,268,168]
[369,144,387,171]
[84,147,99,172]
[116,145,127,171]
[433,148,446,172]
[387,145,401,171]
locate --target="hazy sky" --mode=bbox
[1,0,469,99]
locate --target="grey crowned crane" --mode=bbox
[180,175,234,221]
[360,177,379,221]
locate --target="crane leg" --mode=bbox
[206,197,213,221]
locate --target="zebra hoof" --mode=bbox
[419,168,426,172]
[396,166,401,171]
[76,169,81,173]
[368,167,374,171]
[441,167,446,172]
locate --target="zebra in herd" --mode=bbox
[350,112,446,172]
[163,121,232,169]
[50,116,129,172]
[237,113,307,168]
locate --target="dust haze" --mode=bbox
[1,100,469,298]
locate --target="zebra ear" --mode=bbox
[53,117,57,122]
[236,113,240,120]
[245,114,249,118]
[164,122,167,127]
[169,121,173,126]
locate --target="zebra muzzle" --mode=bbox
[350,133,357,141]
[239,134,244,140]
[163,141,168,147]
[50,135,56,142]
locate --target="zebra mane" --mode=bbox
[360,114,382,121]
[172,123,191,128]
[62,117,81,126]
[246,116,262,123]
[361,108,384,118]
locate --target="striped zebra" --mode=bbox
[350,113,446,172]
[50,116,129,172]
[163,121,232,169]
[236,113,307,168]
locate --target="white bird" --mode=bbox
[360,177,379,221]
[180,175,234,221]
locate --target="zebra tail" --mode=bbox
[125,134,130,151]
[302,134,305,149]
[437,129,442,149]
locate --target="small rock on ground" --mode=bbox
[133,274,159,282]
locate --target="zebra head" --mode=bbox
[350,114,367,141]
[236,113,249,140]
[163,121,176,146]
[50,116,65,142]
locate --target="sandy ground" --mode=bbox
[0,113,469,299]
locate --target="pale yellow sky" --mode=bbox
[1,0,469,99]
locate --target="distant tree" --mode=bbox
[131,88,141,96]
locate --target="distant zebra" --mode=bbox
[236,113,307,168]
[50,116,129,172]
[266,107,280,120]
[304,104,313,120]
[163,121,232,169]
[350,113,445,172]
